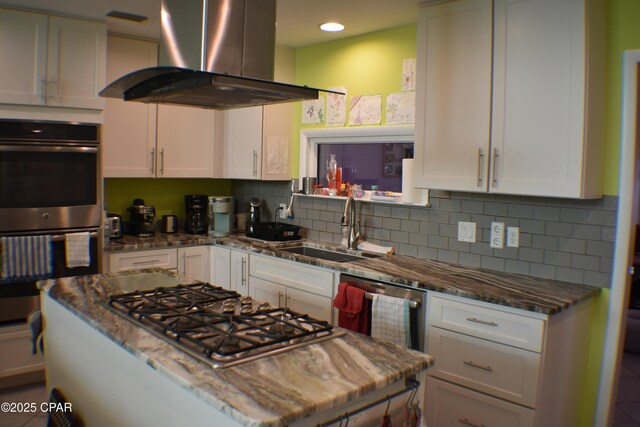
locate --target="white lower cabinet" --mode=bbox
[209,246,231,289]
[425,293,593,426]
[426,377,535,427]
[177,246,209,283]
[248,254,334,323]
[108,246,209,282]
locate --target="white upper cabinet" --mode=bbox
[218,46,294,181]
[414,0,604,198]
[414,0,493,193]
[103,36,158,178]
[0,9,106,110]
[103,36,217,178]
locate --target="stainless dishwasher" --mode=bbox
[338,274,427,352]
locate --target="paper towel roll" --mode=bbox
[402,159,423,203]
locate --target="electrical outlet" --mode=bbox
[457,222,476,242]
[507,227,519,247]
[490,222,504,249]
[279,204,287,219]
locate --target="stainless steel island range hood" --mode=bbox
[100,0,336,110]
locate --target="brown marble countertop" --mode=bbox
[39,270,432,427]
[104,233,600,315]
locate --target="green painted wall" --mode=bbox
[104,178,232,220]
[291,24,417,176]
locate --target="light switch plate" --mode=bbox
[457,222,476,243]
[490,222,504,249]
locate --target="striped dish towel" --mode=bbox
[371,294,411,348]
[65,232,90,268]
[0,235,53,283]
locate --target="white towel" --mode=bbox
[65,232,90,268]
[371,294,411,348]
[356,241,395,255]
[0,235,53,283]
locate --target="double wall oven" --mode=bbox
[0,120,101,323]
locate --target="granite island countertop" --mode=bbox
[105,233,600,315]
[39,269,432,427]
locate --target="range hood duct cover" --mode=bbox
[100,0,334,110]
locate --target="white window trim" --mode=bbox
[299,125,415,188]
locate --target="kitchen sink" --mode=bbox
[278,245,382,263]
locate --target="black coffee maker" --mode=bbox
[127,198,156,237]
[185,195,208,234]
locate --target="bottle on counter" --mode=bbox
[327,154,337,189]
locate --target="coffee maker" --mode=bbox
[208,196,234,237]
[127,198,156,237]
[184,195,208,234]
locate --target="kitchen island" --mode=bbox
[38,269,432,427]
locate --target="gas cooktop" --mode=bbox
[105,282,342,368]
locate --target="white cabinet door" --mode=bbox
[0,9,47,105]
[103,36,158,178]
[221,107,263,179]
[209,246,231,289]
[414,0,492,192]
[426,377,535,427]
[490,0,598,197]
[261,103,292,181]
[157,105,216,178]
[230,250,249,294]
[286,287,332,323]
[248,276,286,308]
[177,246,210,282]
[46,16,106,109]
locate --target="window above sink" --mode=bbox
[299,125,429,207]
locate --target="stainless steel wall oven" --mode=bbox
[0,120,101,323]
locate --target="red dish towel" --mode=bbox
[333,282,370,335]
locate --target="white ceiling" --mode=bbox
[0,0,421,48]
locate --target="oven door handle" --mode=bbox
[0,144,98,154]
[51,231,99,242]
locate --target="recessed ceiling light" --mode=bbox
[320,22,345,32]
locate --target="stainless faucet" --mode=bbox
[341,197,361,250]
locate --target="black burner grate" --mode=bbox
[107,282,339,368]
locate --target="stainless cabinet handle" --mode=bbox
[476,148,484,187]
[240,258,247,286]
[463,360,493,372]
[150,147,155,174]
[491,148,499,188]
[278,292,284,308]
[458,417,485,427]
[160,148,165,175]
[182,252,186,273]
[286,295,291,307]
[252,150,258,177]
[132,259,161,266]
[466,317,499,327]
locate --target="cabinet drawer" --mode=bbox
[109,249,178,272]
[428,327,540,407]
[430,295,545,352]
[249,254,333,297]
[426,377,535,427]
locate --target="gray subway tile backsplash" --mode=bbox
[232,180,616,287]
